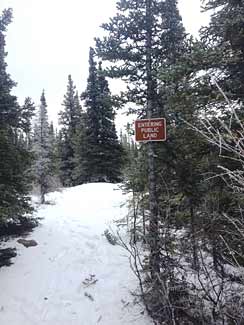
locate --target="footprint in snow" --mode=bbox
[82,274,98,287]
[77,224,90,230]
[84,292,94,301]
[97,315,102,323]
[85,241,96,249]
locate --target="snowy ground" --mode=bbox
[0,183,152,325]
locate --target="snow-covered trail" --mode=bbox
[0,183,152,325]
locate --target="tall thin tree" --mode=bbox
[58,75,83,186]
[33,90,52,203]
[81,48,125,183]
[96,0,186,279]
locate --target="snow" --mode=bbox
[0,183,152,325]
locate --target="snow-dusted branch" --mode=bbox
[184,81,244,193]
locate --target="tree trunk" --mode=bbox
[40,184,45,204]
[190,204,199,270]
[142,195,146,244]
[148,143,161,277]
[132,188,137,244]
[146,0,161,279]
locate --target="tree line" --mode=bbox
[1,0,244,323]
[0,10,125,214]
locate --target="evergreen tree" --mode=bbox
[81,48,125,183]
[94,1,244,322]
[20,97,35,149]
[0,8,33,222]
[96,0,186,270]
[48,121,60,182]
[71,94,87,185]
[33,90,52,203]
[190,0,244,269]
[95,1,211,322]
[0,9,18,128]
[201,0,244,101]
[20,97,35,134]
[58,75,83,186]
[96,0,186,114]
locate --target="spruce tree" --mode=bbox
[20,97,35,149]
[33,91,52,203]
[71,93,87,185]
[96,0,186,113]
[48,121,60,182]
[96,0,186,277]
[93,1,244,322]
[95,1,209,322]
[193,0,244,268]
[81,48,124,183]
[0,8,33,222]
[201,0,244,101]
[0,9,18,128]
[58,75,83,186]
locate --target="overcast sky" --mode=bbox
[0,0,209,129]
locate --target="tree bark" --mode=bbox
[40,183,45,204]
[146,0,161,278]
[190,204,199,270]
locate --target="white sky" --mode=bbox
[0,0,209,130]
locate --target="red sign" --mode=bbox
[135,118,166,142]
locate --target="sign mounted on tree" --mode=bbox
[135,118,166,142]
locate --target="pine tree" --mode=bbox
[95,1,211,322]
[201,0,244,101]
[96,0,186,113]
[58,75,83,186]
[48,121,60,182]
[96,0,186,278]
[0,9,18,128]
[20,97,35,149]
[191,0,244,268]
[71,94,87,185]
[33,91,52,203]
[81,48,125,183]
[0,9,33,222]
[94,1,244,322]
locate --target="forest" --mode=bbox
[1,0,244,324]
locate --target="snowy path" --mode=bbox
[0,183,152,325]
